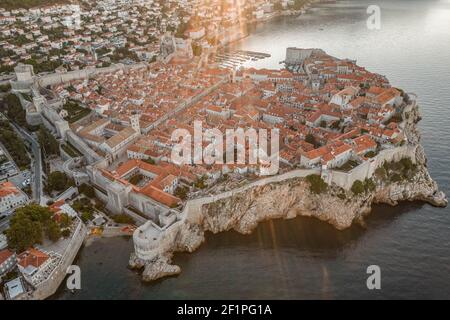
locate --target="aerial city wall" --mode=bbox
[27,219,88,300]
[9,62,418,221]
[324,144,417,190]
[36,62,148,88]
[176,138,418,229]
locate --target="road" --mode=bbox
[11,123,43,205]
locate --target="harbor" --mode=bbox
[212,50,271,70]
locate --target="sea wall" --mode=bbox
[29,219,88,300]
[129,101,447,282]
[182,168,320,224]
[130,148,446,281]
[325,144,417,190]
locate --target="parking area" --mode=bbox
[6,169,32,190]
[0,160,18,180]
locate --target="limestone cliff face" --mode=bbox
[193,155,446,235]
[129,102,447,281]
[200,179,366,232]
[130,160,446,281]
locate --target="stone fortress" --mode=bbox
[7,47,447,282]
[9,62,182,238]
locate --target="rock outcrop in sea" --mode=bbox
[129,101,447,281]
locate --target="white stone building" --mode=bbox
[0,182,28,216]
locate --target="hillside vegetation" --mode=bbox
[0,0,70,10]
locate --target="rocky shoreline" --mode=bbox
[129,102,447,282]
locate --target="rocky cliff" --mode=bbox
[129,102,447,281]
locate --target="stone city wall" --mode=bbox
[326,144,417,190]
[55,186,79,202]
[124,207,148,226]
[180,143,416,224]
[133,141,416,249]
[29,219,88,300]
[66,131,103,164]
[36,63,147,88]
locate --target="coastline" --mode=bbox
[217,0,319,48]
[45,0,450,300]
[129,100,447,282]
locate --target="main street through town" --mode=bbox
[10,122,43,205]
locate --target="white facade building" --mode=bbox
[0,182,28,215]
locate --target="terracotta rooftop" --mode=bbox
[0,249,15,265]
[0,181,20,198]
[17,248,49,269]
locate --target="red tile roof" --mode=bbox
[17,248,49,269]
[0,249,14,265]
[0,181,19,198]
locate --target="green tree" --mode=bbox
[0,83,11,92]
[194,176,207,189]
[305,133,320,148]
[363,178,376,192]
[174,186,188,200]
[364,151,376,158]
[78,183,95,198]
[400,157,416,177]
[59,213,72,228]
[129,174,143,185]
[37,125,60,156]
[112,214,134,224]
[306,175,328,194]
[391,173,402,183]
[0,120,30,169]
[3,93,26,126]
[81,211,94,223]
[6,204,61,252]
[47,220,62,242]
[351,180,365,195]
[61,229,71,238]
[46,171,69,193]
[175,22,188,38]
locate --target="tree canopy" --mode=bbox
[45,171,73,194]
[305,133,320,148]
[6,204,62,252]
[0,0,69,10]
[37,125,60,156]
[306,174,328,194]
[0,120,30,169]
